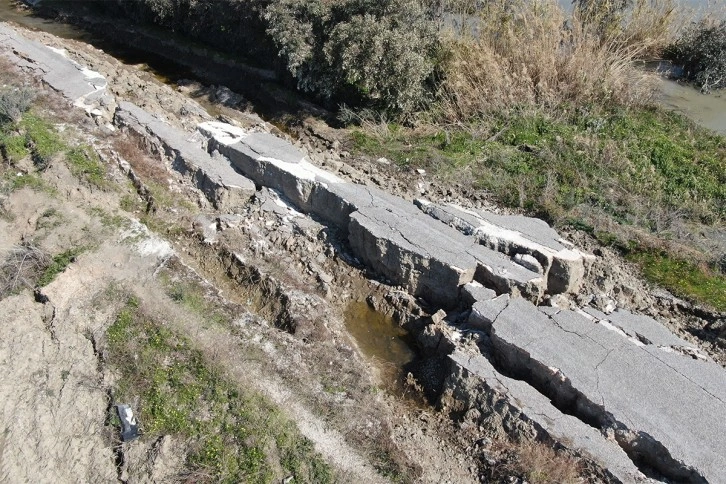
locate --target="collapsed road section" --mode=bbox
[4,19,725,482]
[118,104,725,482]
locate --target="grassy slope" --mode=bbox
[351,106,726,311]
[107,294,334,483]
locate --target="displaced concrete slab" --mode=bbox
[349,206,543,308]
[199,122,343,212]
[416,201,594,294]
[116,102,255,209]
[446,350,652,483]
[0,24,114,117]
[200,122,544,307]
[485,297,726,483]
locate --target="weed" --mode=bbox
[0,86,35,124]
[20,113,64,169]
[165,277,231,326]
[106,297,334,482]
[629,250,726,311]
[0,132,29,162]
[37,247,86,287]
[88,206,128,229]
[36,208,63,230]
[4,172,48,193]
[66,145,107,188]
[119,193,142,212]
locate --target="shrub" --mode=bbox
[0,245,50,298]
[264,0,438,114]
[665,19,726,92]
[0,87,35,124]
[438,0,656,121]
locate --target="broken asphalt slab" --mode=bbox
[446,349,653,483]
[415,201,594,294]
[482,296,726,482]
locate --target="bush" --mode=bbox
[0,87,35,124]
[438,0,657,120]
[264,0,438,114]
[665,19,726,92]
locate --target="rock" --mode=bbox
[192,214,217,244]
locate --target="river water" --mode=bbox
[0,0,724,135]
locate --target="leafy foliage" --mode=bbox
[264,0,438,114]
[666,19,726,92]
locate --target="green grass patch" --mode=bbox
[629,251,726,312]
[20,113,65,168]
[351,107,725,226]
[66,145,107,188]
[0,132,29,161]
[106,296,334,483]
[165,279,231,326]
[5,172,47,192]
[38,247,86,287]
[88,206,129,229]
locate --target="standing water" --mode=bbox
[656,78,726,135]
[343,302,416,393]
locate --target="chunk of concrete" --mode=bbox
[461,281,497,307]
[349,207,543,308]
[445,350,652,483]
[415,201,594,294]
[116,102,255,209]
[486,297,726,483]
[199,122,343,212]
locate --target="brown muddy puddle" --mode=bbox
[344,301,416,392]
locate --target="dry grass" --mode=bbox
[490,438,583,484]
[0,244,50,298]
[437,0,678,121]
[112,137,169,186]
